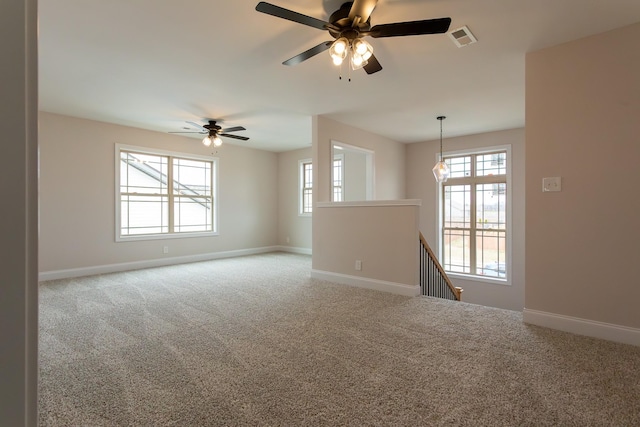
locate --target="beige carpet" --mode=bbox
[39,252,640,426]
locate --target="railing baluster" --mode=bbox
[418,232,462,301]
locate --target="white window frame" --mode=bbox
[332,153,345,202]
[299,159,312,216]
[436,144,512,284]
[115,144,219,242]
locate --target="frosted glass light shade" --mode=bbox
[330,38,348,66]
[212,135,223,147]
[353,39,373,61]
[350,53,367,70]
[432,160,450,182]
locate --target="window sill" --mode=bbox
[116,231,219,242]
[447,272,510,286]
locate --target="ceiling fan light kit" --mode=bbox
[255,0,451,76]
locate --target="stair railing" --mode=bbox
[419,232,463,301]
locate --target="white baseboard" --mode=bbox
[311,269,420,297]
[275,246,312,255]
[523,308,640,347]
[39,246,282,282]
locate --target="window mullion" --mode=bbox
[469,182,476,275]
[168,156,174,234]
[469,154,477,275]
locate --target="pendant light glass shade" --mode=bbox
[432,160,450,182]
[202,135,213,147]
[212,135,223,147]
[433,116,449,183]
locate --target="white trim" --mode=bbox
[276,246,312,255]
[310,269,420,297]
[447,272,509,286]
[39,246,280,282]
[523,308,640,347]
[317,199,422,208]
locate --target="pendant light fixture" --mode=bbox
[432,116,450,183]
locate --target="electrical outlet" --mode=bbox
[355,260,362,271]
[163,246,169,254]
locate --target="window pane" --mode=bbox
[476,183,506,230]
[476,230,506,278]
[333,187,343,202]
[446,155,471,178]
[302,188,312,213]
[120,152,168,195]
[121,195,169,235]
[301,162,313,213]
[476,152,506,176]
[173,158,213,233]
[333,158,343,202]
[304,163,312,187]
[444,185,470,228]
[443,228,470,274]
[173,158,212,197]
[174,196,212,232]
[333,158,342,187]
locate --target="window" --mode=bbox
[117,145,217,240]
[300,160,312,214]
[332,154,344,202]
[440,148,509,280]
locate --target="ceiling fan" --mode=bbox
[170,120,249,147]
[255,0,451,75]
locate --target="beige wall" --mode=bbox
[277,147,312,251]
[313,202,420,295]
[525,23,640,329]
[0,0,39,423]
[313,115,406,204]
[406,128,526,311]
[39,112,279,273]
[312,115,408,285]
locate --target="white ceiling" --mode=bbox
[39,0,640,152]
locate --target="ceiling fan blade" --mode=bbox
[185,120,208,132]
[169,131,206,134]
[283,41,333,66]
[221,126,246,133]
[220,133,250,141]
[348,0,378,23]
[255,2,330,30]
[369,17,451,38]
[363,54,382,74]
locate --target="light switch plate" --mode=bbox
[542,177,561,192]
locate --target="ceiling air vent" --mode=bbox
[449,26,477,48]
